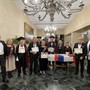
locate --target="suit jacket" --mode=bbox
[73,42,87,59]
[28,42,39,57]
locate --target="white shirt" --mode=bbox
[33,43,37,47]
[0,42,4,55]
[18,45,25,53]
[78,44,82,49]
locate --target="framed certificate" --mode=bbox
[19,47,25,53]
[32,47,39,53]
[41,53,48,58]
[74,48,82,54]
[48,47,54,53]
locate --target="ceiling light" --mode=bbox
[22,0,84,22]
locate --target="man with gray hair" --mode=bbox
[73,37,87,78]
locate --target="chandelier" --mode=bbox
[44,25,57,36]
[22,0,84,22]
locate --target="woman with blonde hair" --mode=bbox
[6,39,16,78]
[39,40,48,74]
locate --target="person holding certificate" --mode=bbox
[16,37,27,77]
[73,37,86,78]
[28,37,39,75]
[39,40,48,74]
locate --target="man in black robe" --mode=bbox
[16,37,27,77]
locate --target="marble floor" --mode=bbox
[0,66,90,90]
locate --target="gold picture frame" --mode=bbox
[24,22,34,39]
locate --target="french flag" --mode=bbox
[58,55,64,62]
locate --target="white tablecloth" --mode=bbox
[48,54,73,62]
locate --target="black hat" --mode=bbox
[37,36,41,39]
[49,35,55,38]
[17,36,25,41]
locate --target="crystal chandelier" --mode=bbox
[44,25,57,36]
[22,0,84,22]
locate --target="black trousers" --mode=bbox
[17,53,26,75]
[0,55,6,79]
[75,57,84,75]
[30,54,38,74]
[40,58,48,71]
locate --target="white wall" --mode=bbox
[64,4,90,35]
[0,0,37,40]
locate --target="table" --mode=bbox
[48,54,74,69]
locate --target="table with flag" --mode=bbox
[48,54,75,68]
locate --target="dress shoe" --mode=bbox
[74,72,78,75]
[23,72,27,75]
[34,71,37,75]
[2,79,9,83]
[40,71,43,74]
[81,74,84,78]
[29,73,32,75]
[86,74,90,77]
[8,75,13,78]
[43,71,46,75]
[18,74,21,77]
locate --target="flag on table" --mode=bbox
[58,55,64,62]
[55,54,58,61]
[68,54,76,64]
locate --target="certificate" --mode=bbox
[18,47,25,53]
[74,48,82,54]
[32,47,39,53]
[66,52,69,54]
[41,53,48,58]
[48,47,54,53]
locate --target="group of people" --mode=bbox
[0,35,90,83]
